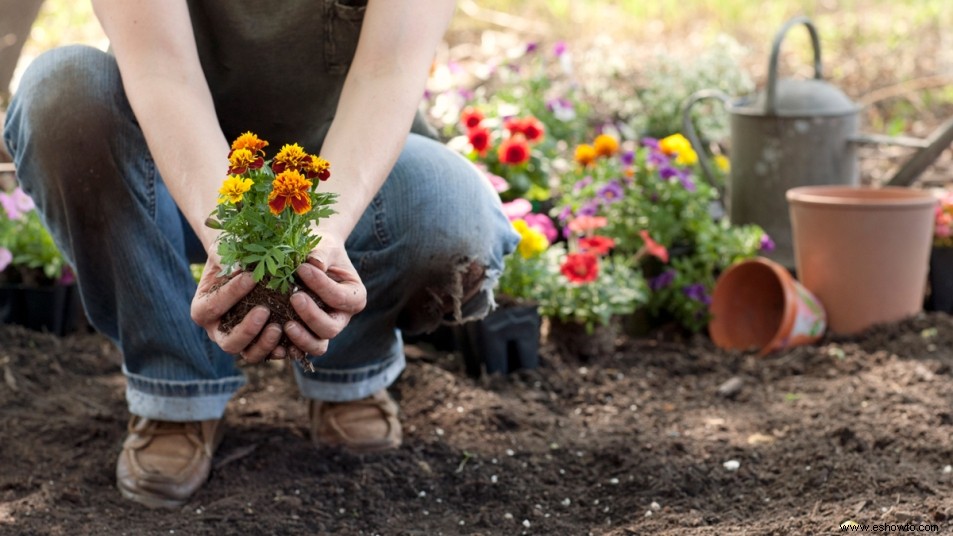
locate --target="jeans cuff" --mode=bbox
[123,365,246,420]
[294,352,405,402]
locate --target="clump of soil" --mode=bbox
[218,279,326,370]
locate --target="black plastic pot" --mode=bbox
[926,247,953,313]
[454,304,541,377]
[0,283,84,336]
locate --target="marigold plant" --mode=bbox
[206,132,337,294]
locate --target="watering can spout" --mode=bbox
[881,115,953,186]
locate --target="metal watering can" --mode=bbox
[683,16,953,269]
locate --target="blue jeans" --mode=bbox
[3,45,519,420]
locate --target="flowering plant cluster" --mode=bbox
[554,132,767,332]
[0,186,70,286]
[496,198,557,303]
[453,106,551,202]
[206,132,336,294]
[933,189,953,248]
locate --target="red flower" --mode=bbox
[579,235,615,256]
[519,117,545,143]
[503,116,523,134]
[461,107,484,130]
[468,126,491,155]
[497,135,531,166]
[561,252,599,283]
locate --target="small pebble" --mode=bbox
[608,478,619,485]
[561,498,571,507]
[506,449,515,456]
[491,475,498,483]
[723,460,741,471]
[504,513,514,520]
[944,465,952,474]
[523,520,531,528]
[650,501,661,511]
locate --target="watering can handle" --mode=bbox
[681,89,731,193]
[766,16,823,116]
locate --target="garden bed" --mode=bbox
[2,313,952,534]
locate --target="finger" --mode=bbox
[215,305,271,354]
[270,345,288,360]
[192,272,257,326]
[284,320,330,356]
[297,263,366,314]
[239,323,283,365]
[290,291,349,339]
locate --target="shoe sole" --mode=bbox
[118,483,189,510]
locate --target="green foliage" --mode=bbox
[0,186,68,285]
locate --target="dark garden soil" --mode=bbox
[3,312,953,535]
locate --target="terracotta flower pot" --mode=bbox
[709,257,826,356]
[786,186,936,335]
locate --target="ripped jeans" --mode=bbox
[3,45,520,420]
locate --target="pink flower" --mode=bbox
[568,215,607,234]
[639,230,669,263]
[0,247,11,272]
[502,198,533,220]
[0,188,36,220]
[523,213,557,244]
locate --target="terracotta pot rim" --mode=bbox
[786,185,936,208]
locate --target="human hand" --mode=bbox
[190,253,286,364]
[283,232,367,361]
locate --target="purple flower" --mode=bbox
[58,266,75,286]
[683,283,712,305]
[659,165,679,181]
[0,247,11,272]
[572,176,593,192]
[525,42,538,54]
[679,175,696,192]
[554,40,567,56]
[457,88,475,101]
[577,200,600,217]
[556,205,574,223]
[760,234,776,252]
[641,137,659,149]
[620,150,635,167]
[597,181,624,205]
[448,61,464,75]
[649,269,676,291]
[524,213,558,244]
[648,150,670,167]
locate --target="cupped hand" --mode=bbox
[190,253,286,364]
[283,232,367,360]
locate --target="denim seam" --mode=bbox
[371,193,390,247]
[144,154,157,220]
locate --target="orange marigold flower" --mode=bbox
[593,134,619,157]
[574,144,597,166]
[460,107,484,130]
[268,170,313,215]
[303,155,331,181]
[228,148,263,175]
[498,134,531,166]
[272,143,311,174]
[230,131,269,157]
[561,252,599,283]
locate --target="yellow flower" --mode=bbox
[574,144,597,166]
[714,154,730,173]
[218,175,254,204]
[512,219,548,259]
[272,143,311,173]
[658,133,692,157]
[228,148,258,174]
[268,169,313,215]
[675,147,698,166]
[231,131,269,156]
[593,134,619,158]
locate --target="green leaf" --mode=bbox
[245,243,268,253]
[253,261,266,281]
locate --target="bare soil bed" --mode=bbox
[2,311,953,535]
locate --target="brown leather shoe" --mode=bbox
[116,417,224,509]
[309,390,402,453]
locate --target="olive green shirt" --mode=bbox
[186,0,437,152]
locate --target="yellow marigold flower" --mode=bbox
[231,131,269,156]
[675,147,698,166]
[714,154,730,173]
[228,148,259,174]
[272,143,311,173]
[593,134,619,158]
[512,219,548,259]
[303,155,331,181]
[658,133,692,157]
[574,144,597,166]
[268,169,313,215]
[218,175,253,204]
